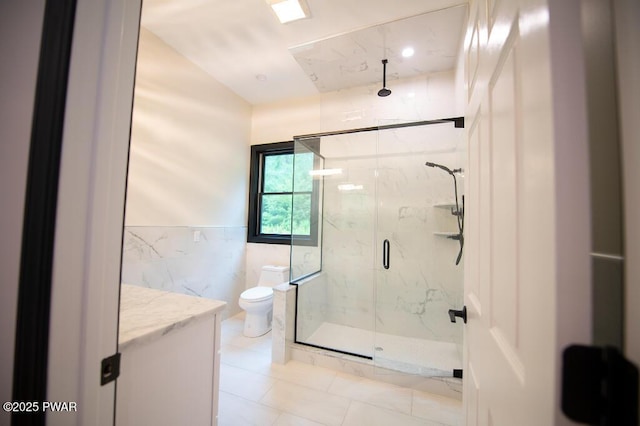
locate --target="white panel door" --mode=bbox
[463,0,591,424]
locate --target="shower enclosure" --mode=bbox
[290,118,465,378]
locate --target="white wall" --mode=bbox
[122,28,252,317]
[251,71,458,144]
[246,243,291,289]
[0,1,45,420]
[125,28,251,227]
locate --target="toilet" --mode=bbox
[239,265,289,337]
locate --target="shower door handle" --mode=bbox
[382,239,390,269]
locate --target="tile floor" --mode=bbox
[218,313,462,426]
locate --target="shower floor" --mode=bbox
[304,322,462,377]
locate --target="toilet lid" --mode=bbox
[240,286,273,302]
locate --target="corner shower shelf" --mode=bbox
[433,202,457,210]
[433,232,460,238]
[434,203,461,239]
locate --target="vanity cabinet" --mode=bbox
[116,285,226,426]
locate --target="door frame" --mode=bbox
[614,0,640,372]
[44,0,141,424]
[1,1,48,423]
[11,0,78,421]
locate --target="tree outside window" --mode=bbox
[248,142,318,245]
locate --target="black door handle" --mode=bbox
[382,239,390,269]
[448,306,467,324]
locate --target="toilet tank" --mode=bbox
[258,265,290,287]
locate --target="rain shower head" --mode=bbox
[378,59,392,97]
[378,87,392,97]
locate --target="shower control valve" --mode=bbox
[448,306,467,324]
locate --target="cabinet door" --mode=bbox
[116,317,217,426]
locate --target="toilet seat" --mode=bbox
[240,286,273,302]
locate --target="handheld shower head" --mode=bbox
[425,160,465,265]
[425,161,454,175]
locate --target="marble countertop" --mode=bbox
[119,284,226,350]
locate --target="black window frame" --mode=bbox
[247,141,319,246]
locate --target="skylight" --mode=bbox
[267,0,310,24]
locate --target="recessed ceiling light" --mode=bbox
[402,47,415,58]
[266,0,310,24]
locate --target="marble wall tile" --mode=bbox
[293,125,466,351]
[290,244,321,281]
[121,226,247,318]
[245,243,290,288]
[272,284,296,364]
[294,274,330,342]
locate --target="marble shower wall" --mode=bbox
[293,273,330,342]
[121,226,246,318]
[249,70,460,293]
[294,123,465,347]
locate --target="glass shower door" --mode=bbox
[292,119,465,377]
[373,121,465,377]
[292,131,377,358]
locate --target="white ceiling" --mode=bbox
[141,0,468,105]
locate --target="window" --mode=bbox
[247,141,319,245]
